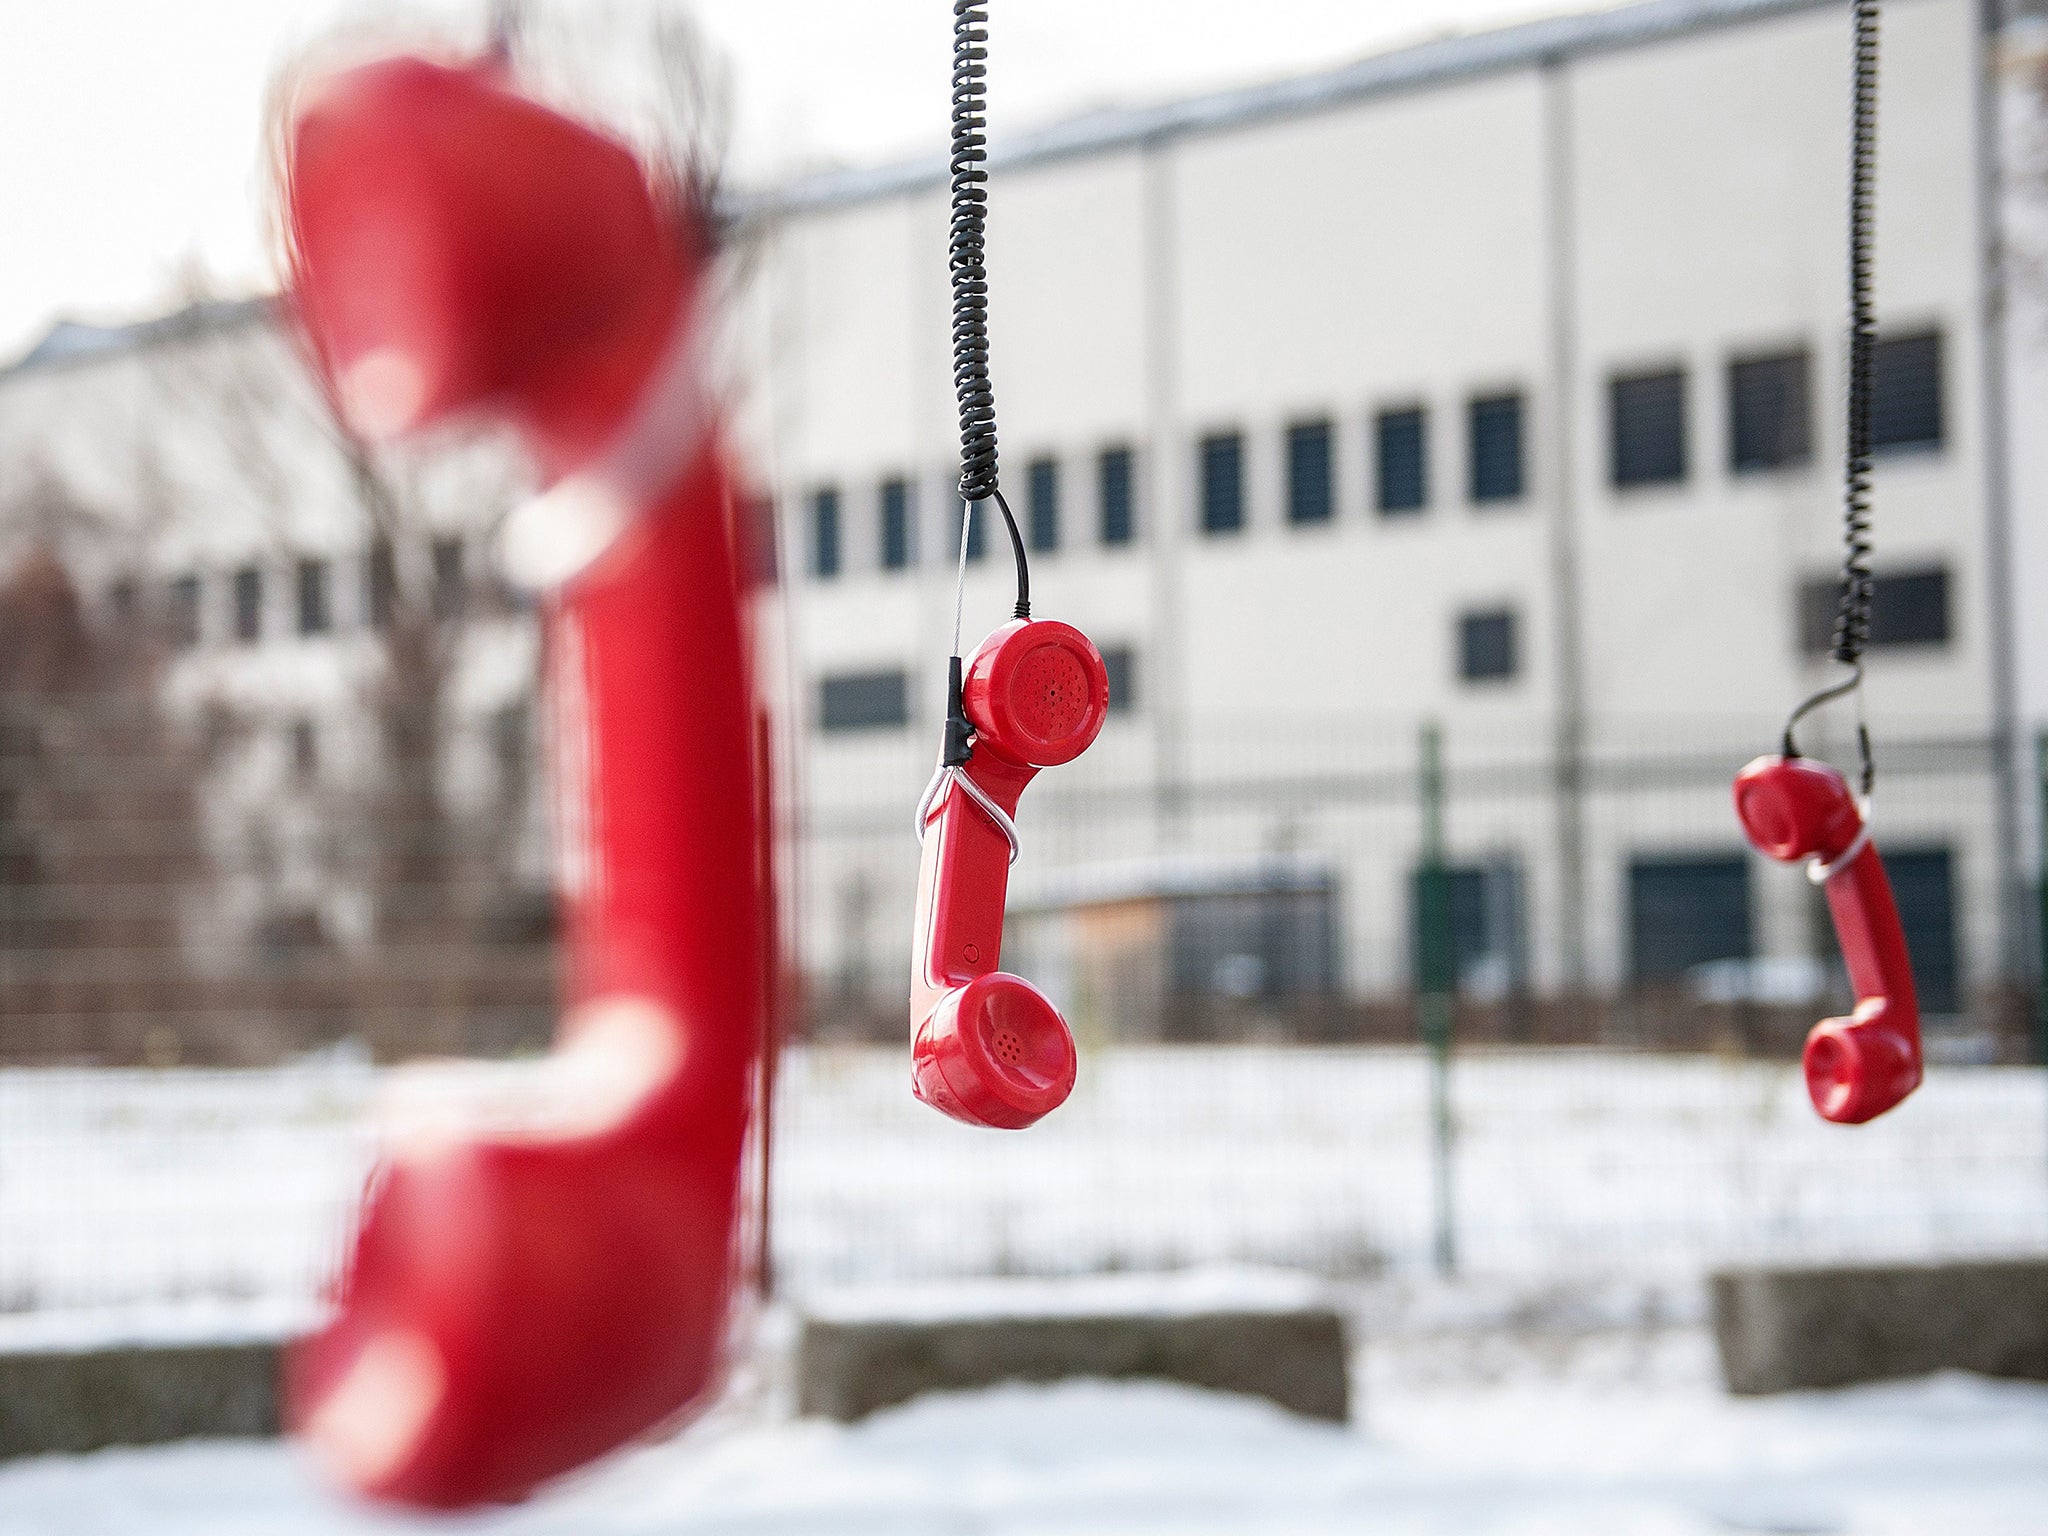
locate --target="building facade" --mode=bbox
[1,0,2040,1054]
[730,0,2040,1035]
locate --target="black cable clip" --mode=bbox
[941,655,974,768]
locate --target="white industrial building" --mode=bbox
[0,0,2042,1050]
[732,0,2045,1036]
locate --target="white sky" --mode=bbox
[0,0,1613,362]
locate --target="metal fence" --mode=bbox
[804,713,2037,1059]
[4,1045,2044,1320]
[2,709,2045,1325]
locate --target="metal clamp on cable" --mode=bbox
[1807,800,1873,885]
[915,762,1021,863]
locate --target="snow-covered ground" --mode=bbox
[3,1047,2045,1319]
[9,1048,2045,1531]
[4,1318,2046,1535]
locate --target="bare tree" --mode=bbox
[0,487,210,1062]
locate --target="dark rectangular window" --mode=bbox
[1629,853,1752,983]
[819,669,909,732]
[1199,431,1244,535]
[1285,419,1334,525]
[1457,607,1518,682]
[1610,369,1687,488]
[1376,407,1427,515]
[1871,330,1942,452]
[232,565,262,644]
[1170,885,1340,1003]
[366,539,396,628]
[1798,566,1951,653]
[1729,350,1811,472]
[1100,645,1136,714]
[1469,393,1525,503]
[430,537,464,619]
[810,488,841,579]
[167,574,202,649]
[296,558,330,636]
[879,478,913,571]
[1099,446,1135,546]
[1027,457,1060,552]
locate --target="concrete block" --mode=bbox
[1712,1257,2048,1395]
[797,1273,1349,1423]
[0,1340,282,1459]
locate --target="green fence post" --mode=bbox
[1416,721,1457,1277]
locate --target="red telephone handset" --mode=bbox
[911,619,1108,1128]
[1733,755,1921,1123]
[280,59,770,1506]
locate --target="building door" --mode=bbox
[1410,858,1526,996]
[1629,854,1752,985]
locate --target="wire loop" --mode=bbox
[915,762,1021,863]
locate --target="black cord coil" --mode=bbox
[949,1,1029,619]
[1784,0,1879,795]
[1834,0,1879,671]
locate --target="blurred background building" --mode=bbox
[0,0,2045,1435]
[0,0,2041,1067]
[0,297,556,1063]
[737,0,2040,1052]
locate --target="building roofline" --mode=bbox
[0,296,274,385]
[0,0,1853,374]
[743,0,1841,219]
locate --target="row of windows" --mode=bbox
[813,448,1137,579]
[803,327,1945,577]
[1206,392,1528,535]
[1611,331,1941,488]
[809,398,1519,578]
[813,559,1953,730]
[111,537,473,649]
[1204,332,1943,532]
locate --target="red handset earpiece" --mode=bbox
[1733,755,1921,1123]
[911,619,1108,1128]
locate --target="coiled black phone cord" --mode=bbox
[950,0,1029,623]
[931,1,1029,773]
[1784,0,1879,797]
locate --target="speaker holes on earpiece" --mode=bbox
[1012,643,1090,744]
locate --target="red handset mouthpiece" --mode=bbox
[911,619,1108,1128]
[1733,755,1921,1124]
